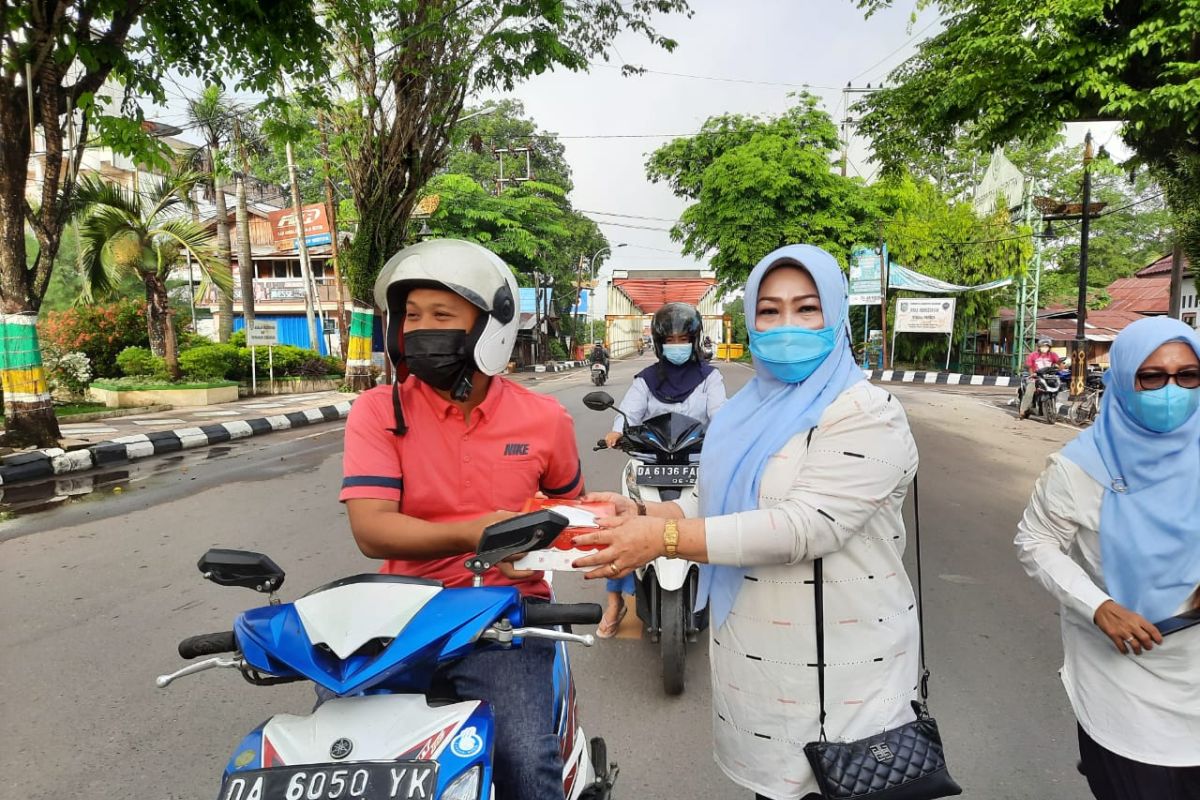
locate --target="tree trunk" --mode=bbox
[0,105,61,447]
[214,172,234,342]
[345,301,376,391]
[146,274,181,380]
[236,175,256,326]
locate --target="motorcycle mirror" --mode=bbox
[466,510,569,576]
[583,391,615,411]
[198,548,286,593]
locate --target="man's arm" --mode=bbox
[346,500,511,560]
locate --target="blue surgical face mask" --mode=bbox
[1128,383,1200,433]
[661,343,692,366]
[749,323,839,383]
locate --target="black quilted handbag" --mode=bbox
[803,478,962,799]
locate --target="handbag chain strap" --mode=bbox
[814,474,929,743]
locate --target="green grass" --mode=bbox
[55,402,109,417]
[92,378,237,391]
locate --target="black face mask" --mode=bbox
[403,329,473,393]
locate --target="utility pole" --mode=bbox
[1071,132,1094,399]
[1014,180,1044,374]
[319,112,349,358]
[493,146,533,194]
[286,138,320,351]
[1168,240,1185,319]
[839,85,879,180]
[878,223,890,369]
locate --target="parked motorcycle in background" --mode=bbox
[583,390,705,696]
[156,511,617,800]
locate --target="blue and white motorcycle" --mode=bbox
[156,511,617,800]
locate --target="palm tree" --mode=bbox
[74,172,232,379]
[186,85,235,341]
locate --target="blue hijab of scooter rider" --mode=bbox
[697,245,864,628]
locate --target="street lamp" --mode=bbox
[587,243,627,340]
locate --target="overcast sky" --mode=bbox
[483,0,941,276]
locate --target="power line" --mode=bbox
[579,208,679,223]
[587,61,843,92]
[595,219,675,232]
[849,17,941,83]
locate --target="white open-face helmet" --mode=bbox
[373,239,520,377]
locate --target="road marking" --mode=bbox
[192,411,239,417]
[130,418,187,425]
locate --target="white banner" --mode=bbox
[894,298,956,334]
[246,320,279,347]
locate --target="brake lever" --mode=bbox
[156,656,244,688]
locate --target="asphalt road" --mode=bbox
[0,356,1092,800]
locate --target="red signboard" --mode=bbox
[268,203,331,248]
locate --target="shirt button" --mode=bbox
[463,455,470,463]
[465,480,472,487]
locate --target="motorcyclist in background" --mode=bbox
[596,302,727,637]
[1020,337,1062,419]
[590,340,610,370]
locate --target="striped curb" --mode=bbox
[517,360,589,373]
[0,400,353,487]
[865,369,1015,387]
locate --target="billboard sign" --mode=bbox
[849,247,883,306]
[894,298,956,334]
[269,204,331,249]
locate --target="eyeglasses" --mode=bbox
[1135,368,1200,390]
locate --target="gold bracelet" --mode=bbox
[663,518,680,559]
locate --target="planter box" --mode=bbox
[89,384,240,408]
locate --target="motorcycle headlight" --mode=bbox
[441,766,482,800]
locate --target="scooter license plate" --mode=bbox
[635,464,697,486]
[220,762,439,800]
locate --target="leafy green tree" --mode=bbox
[646,95,876,287]
[0,0,325,445]
[851,0,1200,281]
[324,0,690,388]
[869,174,1030,362]
[73,172,232,380]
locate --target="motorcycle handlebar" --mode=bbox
[523,601,603,627]
[178,631,237,659]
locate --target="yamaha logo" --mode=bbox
[869,742,894,764]
[329,738,354,760]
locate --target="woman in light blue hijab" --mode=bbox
[1015,316,1200,800]
[575,244,922,800]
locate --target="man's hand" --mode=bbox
[582,491,638,517]
[1093,599,1163,655]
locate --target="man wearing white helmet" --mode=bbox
[339,238,584,800]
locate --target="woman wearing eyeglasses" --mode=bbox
[1015,317,1200,800]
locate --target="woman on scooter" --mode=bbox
[575,244,922,799]
[596,301,727,637]
[1015,317,1200,800]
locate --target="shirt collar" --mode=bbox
[413,375,504,422]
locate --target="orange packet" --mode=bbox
[512,498,615,571]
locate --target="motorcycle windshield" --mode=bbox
[633,412,705,455]
[235,576,523,696]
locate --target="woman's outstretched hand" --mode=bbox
[572,516,665,579]
[581,491,639,518]
[1093,599,1163,655]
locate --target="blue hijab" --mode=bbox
[697,244,864,629]
[1060,317,1200,622]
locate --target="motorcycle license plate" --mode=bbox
[635,464,697,486]
[220,762,439,800]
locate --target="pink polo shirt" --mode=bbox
[340,376,584,597]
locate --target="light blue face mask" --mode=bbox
[1129,383,1200,433]
[748,322,839,383]
[661,343,693,365]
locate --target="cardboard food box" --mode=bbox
[511,498,615,572]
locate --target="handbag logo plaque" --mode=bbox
[869,743,894,764]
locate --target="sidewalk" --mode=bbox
[0,390,353,486]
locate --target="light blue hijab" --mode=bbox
[1061,316,1200,622]
[697,244,864,629]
